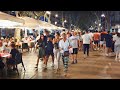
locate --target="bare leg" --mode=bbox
[71,54,74,63]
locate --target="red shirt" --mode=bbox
[93,33,100,41]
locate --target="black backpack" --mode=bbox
[15,51,22,64]
[0,60,5,69]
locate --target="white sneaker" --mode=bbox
[51,63,54,67]
[97,48,99,50]
[105,54,109,56]
[43,64,47,68]
[84,54,86,59]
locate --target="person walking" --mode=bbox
[69,31,79,64]
[82,30,92,59]
[59,32,71,76]
[93,30,100,50]
[105,31,113,56]
[113,31,120,61]
[35,34,46,68]
[53,32,61,72]
[44,36,54,69]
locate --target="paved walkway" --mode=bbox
[0,50,120,79]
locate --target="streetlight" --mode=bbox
[55,14,58,17]
[62,20,67,27]
[99,24,101,26]
[101,14,105,17]
[64,20,67,23]
[44,11,51,23]
[46,11,51,15]
[55,21,57,25]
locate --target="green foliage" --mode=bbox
[18,11,45,19]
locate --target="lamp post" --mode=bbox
[101,13,106,31]
[62,20,67,27]
[44,11,51,23]
[55,14,58,25]
[55,21,57,25]
[55,14,58,18]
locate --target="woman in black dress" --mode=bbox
[35,34,46,68]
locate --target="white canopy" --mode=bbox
[18,17,40,29]
[0,12,24,28]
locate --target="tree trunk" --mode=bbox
[14,11,21,41]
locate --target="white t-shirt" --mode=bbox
[113,34,120,46]
[3,42,7,46]
[82,34,91,44]
[89,32,93,39]
[69,36,79,48]
[8,41,11,47]
[0,46,4,52]
[59,39,70,53]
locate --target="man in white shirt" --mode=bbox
[59,32,71,75]
[82,30,92,59]
[69,31,79,64]
[88,31,94,51]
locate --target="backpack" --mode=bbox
[0,60,5,69]
[15,51,22,64]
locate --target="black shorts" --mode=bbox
[71,48,78,54]
[94,40,99,45]
[45,51,54,57]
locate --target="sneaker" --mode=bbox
[13,68,17,71]
[74,60,77,64]
[44,65,47,69]
[40,58,43,61]
[105,54,109,56]
[51,63,54,67]
[64,68,68,72]
[35,64,38,68]
[84,54,86,59]
[71,61,75,64]
[57,68,60,71]
[97,48,99,50]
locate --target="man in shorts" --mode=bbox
[44,36,54,69]
[100,30,107,52]
[93,30,100,50]
[69,31,79,64]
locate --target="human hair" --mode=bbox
[117,33,120,37]
[85,30,88,33]
[56,32,60,36]
[107,31,110,34]
[96,30,98,32]
[11,43,16,48]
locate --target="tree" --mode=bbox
[18,11,45,19]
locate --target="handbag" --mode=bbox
[63,51,69,57]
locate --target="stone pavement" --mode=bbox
[0,50,120,79]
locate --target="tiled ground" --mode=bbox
[0,50,120,79]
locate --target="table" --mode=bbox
[0,53,11,76]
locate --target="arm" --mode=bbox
[59,40,63,50]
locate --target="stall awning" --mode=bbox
[18,17,41,29]
[0,12,24,27]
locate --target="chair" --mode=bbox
[22,43,29,52]
[0,59,5,76]
[15,52,26,75]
